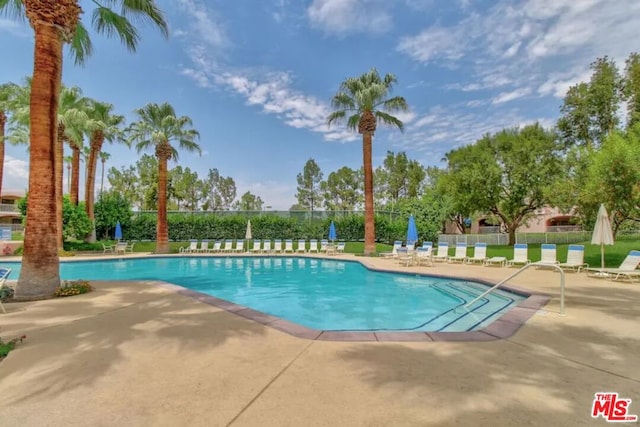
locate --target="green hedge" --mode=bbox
[122,213,439,243]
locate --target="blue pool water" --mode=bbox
[2,257,525,332]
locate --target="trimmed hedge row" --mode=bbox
[122,213,433,243]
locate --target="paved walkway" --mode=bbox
[0,254,639,426]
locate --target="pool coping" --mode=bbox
[144,255,551,342]
[3,254,551,342]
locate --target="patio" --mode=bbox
[0,255,638,426]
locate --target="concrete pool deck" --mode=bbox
[0,253,639,426]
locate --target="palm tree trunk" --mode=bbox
[100,158,105,194]
[156,152,169,253]
[56,128,65,249]
[362,132,376,255]
[16,24,62,299]
[0,112,5,201]
[70,142,80,205]
[84,134,102,242]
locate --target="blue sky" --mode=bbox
[1,0,639,208]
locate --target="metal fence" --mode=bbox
[438,231,594,246]
[135,210,404,221]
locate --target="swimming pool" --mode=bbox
[2,257,526,333]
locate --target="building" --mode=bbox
[0,189,25,232]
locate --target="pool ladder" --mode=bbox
[463,262,566,315]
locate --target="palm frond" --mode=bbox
[375,111,404,132]
[92,7,139,52]
[346,114,361,131]
[68,21,93,66]
[327,111,346,127]
[0,0,24,20]
[330,92,356,110]
[380,96,409,112]
[119,0,168,38]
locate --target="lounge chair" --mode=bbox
[380,241,402,258]
[262,239,272,253]
[336,242,345,253]
[559,245,588,272]
[416,247,433,266]
[180,239,198,254]
[284,239,294,253]
[537,244,559,267]
[297,239,306,253]
[234,240,245,253]
[396,247,413,266]
[222,239,233,252]
[125,242,135,253]
[114,241,128,254]
[449,243,468,263]
[586,250,640,281]
[102,243,115,253]
[309,239,319,253]
[320,239,328,252]
[506,244,530,267]
[484,256,507,267]
[251,239,262,253]
[466,243,488,264]
[420,241,433,251]
[210,240,222,253]
[197,239,210,253]
[432,242,449,262]
[273,239,283,253]
[0,268,12,314]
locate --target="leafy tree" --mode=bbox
[295,158,323,211]
[395,190,451,243]
[0,82,19,200]
[18,195,91,242]
[580,125,640,234]
[107,165,139,208]
[127,102,200,254]
[94,191,133,240]
[327,68,408,255]
[234,191,264,211]
[1,0,168,298]
[171,166,202,210]
[623,52,640,127]
[379,151,425,205]
[201,168,236,210]
[443,123,562,245]
[321,166,362,211]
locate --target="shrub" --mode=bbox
[0,335,26,360]
[54,280,93,297]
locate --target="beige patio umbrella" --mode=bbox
[245,220,252,251]
[591,204,614,271]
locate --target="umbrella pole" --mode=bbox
[601,243,605,270]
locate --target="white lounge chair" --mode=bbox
[297,239,306,253]
[449,243,468,263]
[466,243,488,264]
[416,247,433,266]
[432,242,449,262]
[0,268,12,314]
[273,239,283,253]
[234,240,245,253]
[262,239,272,253]
[586,250,640,281]
[320,239,328,252]
[380,241,402,258]
[251,240,262,253]
[537,244,559,267]
[421,241,433,251]
[180,239,198,253]
[309,239,319,253]
[336,242,345,253]
[284,239,294,253]
[507,244,530,267]
[197,239,210,253]
[559,245,588,272]
[222,239,233,252]
[210,240,222,253]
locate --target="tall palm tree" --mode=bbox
[0,82,18,200]
[0,0,168,299]
[84,101,124,242]
[327,68,408,255]
[64,155,73,194]
[99,151,111,195]
[127,103,200,254]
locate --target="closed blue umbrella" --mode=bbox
[406,215,418,247]
[329,221,337,242]
[115,221,123,241]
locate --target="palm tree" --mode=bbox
[0,0,168,299]
[327,68,408,255]
[64,155,73,194]
[99,151,111,195]
[84,101,124,242]
[127,103,200,254]
[0,82,18,200]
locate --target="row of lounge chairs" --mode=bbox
[383,241,640,281]
[179,239,345,255]
[102,242,135,255]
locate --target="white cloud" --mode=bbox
[307,0,392,36]
[3,155,29,191]
[491,87,532,104]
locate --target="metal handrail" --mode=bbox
[464,262,565,315]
